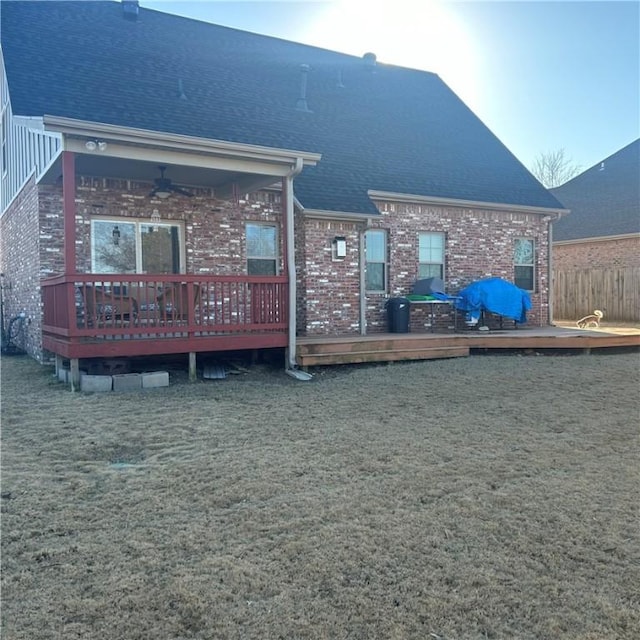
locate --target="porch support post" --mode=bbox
[284,159,303,369]
[188,352,197,382]
[62,151,77,274]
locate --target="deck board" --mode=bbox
[296,326,640,366]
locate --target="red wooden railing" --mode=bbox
[42,274,288,344]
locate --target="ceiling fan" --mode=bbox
[149,165,194,199]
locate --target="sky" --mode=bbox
[142,0,639,174]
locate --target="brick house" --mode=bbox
[551,139,640,321]
[0,0,565,371]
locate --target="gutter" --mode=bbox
[553,232,639,245]
[368,189,569,217]
[43,115,321,166]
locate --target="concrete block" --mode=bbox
[81,374,113,393]
[112,373,142,391]
[141,371,169,389]
[58,368,69,383]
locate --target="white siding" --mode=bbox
[1,51,62,214]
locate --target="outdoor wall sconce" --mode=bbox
[85,139,108,152]
[150,209,161,231]
[333,236,347,258]
[112,225,121,245]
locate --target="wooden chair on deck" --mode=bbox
[82,286,138,327]
[130,283,163,325]
[157,283,201,324]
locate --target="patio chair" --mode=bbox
[130,283,163,325]
[82,285,138,327]
[157,283,201,324]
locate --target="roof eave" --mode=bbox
[42,115,322,167]
[298,207,373,222]
[368,189,569,218]
[553,232,640,245]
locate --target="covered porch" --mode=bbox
[38,116,320,380]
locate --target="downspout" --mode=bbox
[285,157,304,372]
[547,216,554,325]
[359,224,367,335]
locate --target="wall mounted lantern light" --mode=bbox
[333,236,347,258]
[150,209,161,231]
[112,225,121,246]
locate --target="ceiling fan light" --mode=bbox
[155,190,171,199]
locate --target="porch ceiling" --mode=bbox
[40,153,276,194]
[38,115,320,197]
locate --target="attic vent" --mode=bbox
[296,64,312,113]
[362,52,377,69]
[122,0,139,21]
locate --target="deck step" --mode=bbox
[298,345,469,366]
[297,337,462,355]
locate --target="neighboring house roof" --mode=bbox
[1,0,564,215]
[551,139,640,242]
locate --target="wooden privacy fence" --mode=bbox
[553,267,640,322]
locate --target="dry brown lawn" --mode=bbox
[1,351,639,640]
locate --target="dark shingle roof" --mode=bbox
[1,0,564,214]
[551,139,640,241]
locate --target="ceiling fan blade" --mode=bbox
[172,185,194,197]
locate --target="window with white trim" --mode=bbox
[91,218,183,274]
[365,229,387,292]
[514,238,535,291]
[247,223,278,275]
[418,232,445,280]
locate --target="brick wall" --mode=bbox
[0,176,43,359]
[295,216,363,335]
[2,173,555,363]
[37,177,284,275]
[553,236,640,271]
[297,201,552,335]
[3,176,284,361]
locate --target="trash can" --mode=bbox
[385,297,410,333]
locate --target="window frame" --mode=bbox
[418,231,445,281]
[246,222,279,276]
[514,237,535,291]
[365,229,388,293]
[90,216,185,274]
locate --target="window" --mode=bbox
[365,229,387,292]
[91,218,182,274]
[247,223,278,275]
[514,238,535,291]
[418,232,445,280]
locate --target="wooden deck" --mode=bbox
[296,324,640,367]
[41,274,289,359]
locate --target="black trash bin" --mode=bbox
[385,297,411,333]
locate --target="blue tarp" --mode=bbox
[454,277,532,324]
